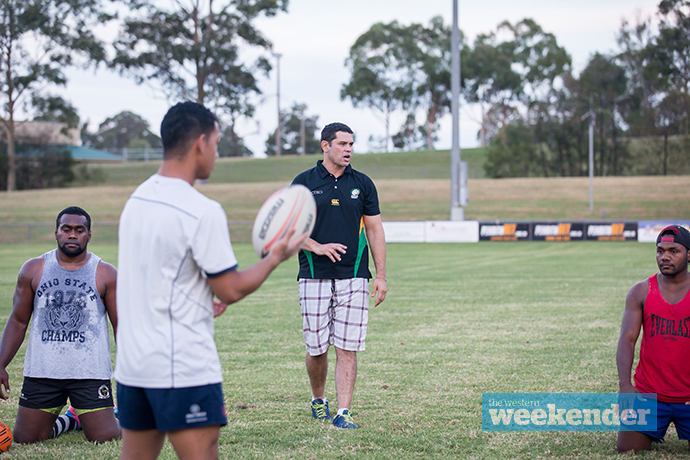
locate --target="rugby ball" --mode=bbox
[252,184,316,258]
[0,422,12,452]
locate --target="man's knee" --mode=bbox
[13,426,50,444]
[84,428,120,444]
[617,430,653,453]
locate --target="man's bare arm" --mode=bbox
[97,261,118,341]
[364,214,387,307]
[208,229,307,305]
[0,258,42,399]
[616,280,648,393]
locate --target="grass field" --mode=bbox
[76,148,489,188]
[2,175,689,245]
[0,241,688,459]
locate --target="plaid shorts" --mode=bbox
[298,278,369,356]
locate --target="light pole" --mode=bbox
[450,0,465,220]
[581,106,595,211]
[273,52,282,157]
[588,108,594,211]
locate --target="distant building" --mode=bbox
[7,121,81,146]
[2,121,122,163]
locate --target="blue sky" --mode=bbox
[63,0,660,156]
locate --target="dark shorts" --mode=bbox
[19,377,114,412]
[116,382,227,432]
[637,400,690,440]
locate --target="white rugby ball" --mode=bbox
[252,184,316,258]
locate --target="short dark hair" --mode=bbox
[160,101,218,158]
[321,122,353,144]
[56,206,91,231]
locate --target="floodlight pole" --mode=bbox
[274,52,283,157]
[450,0,464,220]
[589,109,594,211]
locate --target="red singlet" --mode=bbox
[634,274,690,403]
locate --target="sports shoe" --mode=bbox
[332,410,358,429]
[65,406,82,431]
[311,398,332,421]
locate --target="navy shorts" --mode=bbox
[637,400,690,440]
[116,382,227,432]
[19,377,114,412]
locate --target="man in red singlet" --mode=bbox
[617,224,690,453]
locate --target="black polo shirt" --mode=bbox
[292,160,380,280]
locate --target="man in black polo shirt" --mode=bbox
[291,122,387,429]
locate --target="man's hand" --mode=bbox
[311,242,347,263]
[213,300,228,318]
[619,382,638,394]
[371,278,387,307]
[0,369,10,400]
[268,229,309,263]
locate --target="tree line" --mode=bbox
[0,0,295,191]
[1,1,688,191]
[341,0,690,177]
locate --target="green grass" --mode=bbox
[2,174,689,245]
[1,241,688,459]
[77,147,488,187]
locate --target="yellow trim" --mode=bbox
[73,406,111,417]
[40,405,111,416]
[41,406,64,416]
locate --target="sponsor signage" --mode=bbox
[638,221,690,243]
[425,221,479,243]
[479,222,530,241]
[585,222,637,241]
[381,221,426,243]
[532,222,584,241]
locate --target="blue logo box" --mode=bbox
[482,393,657,431]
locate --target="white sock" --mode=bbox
[312,397,327,403]
[337,408,349,416]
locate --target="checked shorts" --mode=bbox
[298,278,369,356]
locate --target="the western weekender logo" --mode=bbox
[482,393,657,431]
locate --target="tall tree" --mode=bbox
[463,28,523,144]
[265,103,319,156]
[465,18,570,155]
[0,0,111,191]
[342,18,463,151]
[341,21,416,152]
[82,111,161,151]
[649,0,690,134]
[403,16,458,149]
[112,0,285,126]
[616,15,658,137]
[508,19,571,177]
[579,53,629,176]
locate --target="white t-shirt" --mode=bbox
[115,174,237,388]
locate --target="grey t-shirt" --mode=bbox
[23,249,113,379]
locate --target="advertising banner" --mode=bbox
[585,222,638,241]
[532,222,584,241]
[479,222,531,241]
[424,221,479,243]
[638,221,690,243]
[381,221,426,243]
